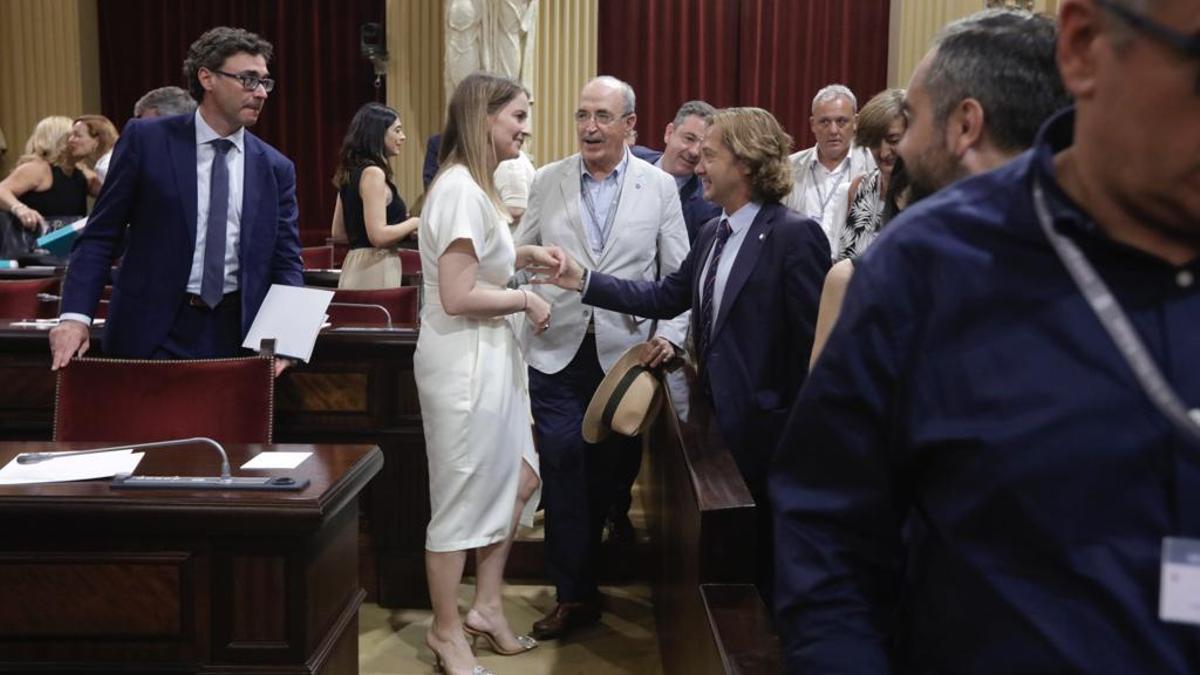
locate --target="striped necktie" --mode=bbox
[696,219,732,363]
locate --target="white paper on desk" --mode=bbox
[242,284,334,362]
[240,451,311,470]
[0,449,144,485]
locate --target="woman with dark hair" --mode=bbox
[827,88,907,261]
[415,72,563,675]
[810,91,911,366]
[330,102,420,288]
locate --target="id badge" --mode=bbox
[1160,537,1200,625]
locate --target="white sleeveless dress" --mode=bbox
[415,164,540,552]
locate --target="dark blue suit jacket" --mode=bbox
[422,134,441,190]
[585,201,830,486]
[61,114,303,357]
[631,145,720,244]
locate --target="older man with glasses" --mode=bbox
[772,1,1200,672]
[514,75,690,640]
[50,26,301,372]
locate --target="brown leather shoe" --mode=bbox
[530,601,601,640]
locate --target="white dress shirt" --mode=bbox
[699,201,761,338]
[800,153,852,227]
[188,110,245,295]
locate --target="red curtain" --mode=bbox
[600,0,890,152]
[97,0,386,246]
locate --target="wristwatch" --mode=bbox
[578,268,589,293]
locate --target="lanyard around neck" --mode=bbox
[811,158,850,216]
[1032,177,1200,447]
[581,167,625,253]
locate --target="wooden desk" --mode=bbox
[0,440,381,674]
[0,322,430,608]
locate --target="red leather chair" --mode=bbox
[53,355,275,444]
[330,239,350,268]
[0,277,61,319]
[326,286,419,327]
[300,245,334,270]
[397,248,421,276]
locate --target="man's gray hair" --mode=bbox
[590,75,636,115]
[133,86,198,118]
[811,84,857,114]
[672,100,716,126]
[925,8,1069,152]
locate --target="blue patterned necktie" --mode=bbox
[201,138,233,308]
[696,219,732,363]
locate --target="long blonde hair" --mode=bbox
[19,116,73,169]
[436,72,526,209]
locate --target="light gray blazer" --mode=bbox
[514,152,691,375]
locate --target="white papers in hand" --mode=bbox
[240,451,311,470]
[0,449,144,485]
[242,284,334,363]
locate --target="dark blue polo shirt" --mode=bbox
[771,108,1200,674]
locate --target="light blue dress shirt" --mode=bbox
[579,149,630,257]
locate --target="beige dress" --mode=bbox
[414,164,539,552]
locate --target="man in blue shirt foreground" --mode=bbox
[772,0,1200,672]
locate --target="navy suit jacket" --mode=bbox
[631,145,720,244]
[61,114,303,357]
[585,201,830,486]
[422,134,441,190]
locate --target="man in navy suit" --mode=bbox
[547,107,830,600]
[49,27,302,371]
[630,100,722,244]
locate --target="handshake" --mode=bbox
[519,244,585,292]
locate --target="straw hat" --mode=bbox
[582,344,664,443]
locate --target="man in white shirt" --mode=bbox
[783,84,875,241]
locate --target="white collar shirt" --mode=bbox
[800,152,852,227]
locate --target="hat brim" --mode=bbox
[581,344,661,444]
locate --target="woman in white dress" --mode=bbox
[415,72,561,675]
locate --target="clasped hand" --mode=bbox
[515,245,569,336]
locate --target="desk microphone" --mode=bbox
[17,437,307,491]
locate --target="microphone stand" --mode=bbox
[17,437,307,491]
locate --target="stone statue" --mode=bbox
[444,0,537,104]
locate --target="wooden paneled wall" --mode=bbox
[888,0,1061,89]
[529,0,598,166]
[0,0,101,177]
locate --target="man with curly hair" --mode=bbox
[51,26,302,372]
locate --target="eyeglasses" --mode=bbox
[212,69,276,93]
[574,110,631,127]
[1094,0,1200,92]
